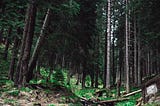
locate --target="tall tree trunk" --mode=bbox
[3,27,12,60]
[104,0,111,89]
[35,59,40,80]
[134,15,138,85]
[0,28,3,44]
[112,15,116,86]
[95,65,99,88]
[137,17,141,86]
[27,9,51,82]
[14,3,31,85]
[156,44,159,74]
[125,0,130,93]
[150,50,153,75]
[137,39,141,86]
[82,71,86,88]
[47,53,54,82]
[95,34,100,88]
[82,61,87,88]
[147,51,150,76]
[8,37,19,81]
[112,0,116,85]
[19,0,37,86]
[116,47,121,96]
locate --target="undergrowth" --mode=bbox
[0,49,142,106]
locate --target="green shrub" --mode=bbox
[85,75,91,87]
[51,66,65,85]
[20,87,31,92]
[48,104,55,106]
[7,90,19,96]
[40,67,50,78]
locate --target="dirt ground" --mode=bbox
[0,84,78,106]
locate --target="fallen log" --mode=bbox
[79,96,129,106]
[136,97,143,102]
[100,98,129,103]
[136,102,141,106]
[123,89,142,97]
[136,97,143,106]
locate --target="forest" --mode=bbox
[0,0,160,106]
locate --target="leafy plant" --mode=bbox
[7,89,19,96]
[48,104,55,106]
[40,67,50,78]
[20,87,31,92]
[51,66,65,85]
[116,101,135,106]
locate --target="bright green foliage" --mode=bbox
[48,104,55,106]
[75,88,95,99]
[40,67,50,78]
[20,87,32,92]
[6,89,19,96]
[3,80,14,90]
[85,75,91,87]
[30,67,65,86]
[116,101,135,106]
[51,67,65,85]
[30,79,47,85]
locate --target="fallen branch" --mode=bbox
[100,98,129,103]
[136,97,143,106]
[79,96,129,106]
[123,89,142,97]
[79,97,98,105]
[136,97,143,102]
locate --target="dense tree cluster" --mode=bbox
[0,0,160,94]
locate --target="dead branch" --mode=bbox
[123,89,142,97]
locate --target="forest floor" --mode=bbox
[0,48,159,106]
[0,60,79,106]
[0,60,158,106]
[0,80,79,106]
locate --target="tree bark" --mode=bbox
[14,3,31,85]
[134,15,138,85]
[3,27,12,60]
[18,0,37,86]
[27,9,51,82]
[95,65,99,88]
[8,36,19,81]
[147,51,150,76]
[0,28,3,44]
[125,0,130,93]
[104,0,111,89]
[137,39,141,86]
[137,18,141,86]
